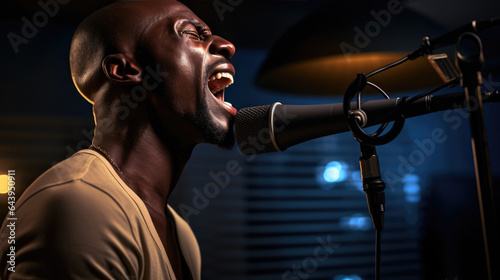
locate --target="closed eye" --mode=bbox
[182,29,201,40]
[178,20,211,40]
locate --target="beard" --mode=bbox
[189,101,235,150]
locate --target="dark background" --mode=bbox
[1,0,500,279]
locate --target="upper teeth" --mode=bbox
[209,72,234,86]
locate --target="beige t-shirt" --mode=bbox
[0,149,201,280]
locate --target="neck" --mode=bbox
[92,124,194,214]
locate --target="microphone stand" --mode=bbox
[342,20,500,279]
[455,32,499,279]
[344,74,394,280]
[359,143,385,280]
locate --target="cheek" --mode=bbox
[155,86,196,118]
[150,40,208,117]
[169,72,204,116]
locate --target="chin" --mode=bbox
[189,102,236,150]
[214,128,235,150]
[204,117,236,150]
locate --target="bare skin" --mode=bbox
[69,1,237,278]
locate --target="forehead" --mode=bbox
[142,1,208,30]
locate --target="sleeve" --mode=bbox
[0,180,143,280]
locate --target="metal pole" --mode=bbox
[456,32,499,280]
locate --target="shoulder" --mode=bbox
[20,150,119,200]
[16,178,133,230]
[0,179,143,279]
[11,150,140,245]
[0,151,144,279]
[16,149,133,217]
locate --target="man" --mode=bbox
[0,0,237,279]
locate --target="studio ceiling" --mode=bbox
[3,0,500,49]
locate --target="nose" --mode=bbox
[209,36,235,60]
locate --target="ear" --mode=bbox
[102,54,143,85]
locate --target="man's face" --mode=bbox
[139,1,237,149]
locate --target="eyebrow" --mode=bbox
[178,19,209,32]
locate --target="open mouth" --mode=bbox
[208,72,234,107]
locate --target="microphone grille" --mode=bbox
[235,105,278,155]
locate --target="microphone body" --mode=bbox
[235,91,499,155]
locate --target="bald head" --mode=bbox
[69,1,181,103]
[70,0,237,149]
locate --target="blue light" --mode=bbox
[403,174,421,203]
[333,275,362,280]
[339,213,371,231]
[350,171,363,192]
[322,161,347,183]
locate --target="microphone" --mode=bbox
[235,91,499,155]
